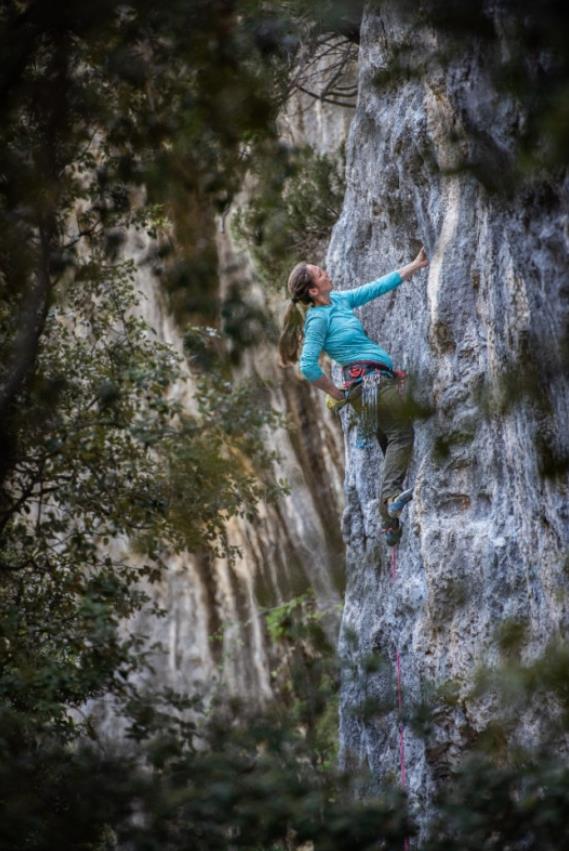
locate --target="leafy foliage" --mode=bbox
[0,260,283,737]
[0,0,295,434]
[232,144,346,290]
[423,642,569,851]
[1,1,568,848]
[0,688,411,851]
[264,591,341,769]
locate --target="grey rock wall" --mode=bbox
[331,1,569,830]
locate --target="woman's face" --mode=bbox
[307,265,333,304]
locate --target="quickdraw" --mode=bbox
[341,364,408,449]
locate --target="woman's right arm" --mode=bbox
[345,246,429,309]
[299,311,344,401]
[312,374,345,400]
[398,246,429,280]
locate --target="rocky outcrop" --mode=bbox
[333,1,569,829]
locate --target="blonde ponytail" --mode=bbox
[278,262,315,367]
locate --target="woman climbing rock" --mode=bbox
[278,247,429,546]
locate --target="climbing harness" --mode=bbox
[340,361,406,450]
[326,362,408,434]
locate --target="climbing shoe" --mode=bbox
[383,518,402,547]
[386,488,413,518]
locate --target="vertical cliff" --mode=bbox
[332,1,569,827]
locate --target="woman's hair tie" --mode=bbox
[291,296,299,304]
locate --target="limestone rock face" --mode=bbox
[332,2,569,826]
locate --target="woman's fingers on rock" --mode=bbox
[415,246,428,267]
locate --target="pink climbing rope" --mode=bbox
[395,651,407,785]
[390,543,410,851]
[390,369,410,849]
[390,545,398,580]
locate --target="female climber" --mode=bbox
[278,247,429,546]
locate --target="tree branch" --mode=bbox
[293,83,356,108]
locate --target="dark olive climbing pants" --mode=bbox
[349,376,415,522]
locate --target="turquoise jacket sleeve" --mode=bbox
[344,271,403,309]
[299,309,329,381]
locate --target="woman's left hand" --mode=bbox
[413,246,429,270]
[400,245,429,280]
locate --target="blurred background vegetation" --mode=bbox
[0,0,568,847]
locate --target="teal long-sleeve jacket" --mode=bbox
[298,270,403,382]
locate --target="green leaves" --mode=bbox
[0,247,286,740]
[232,144,346,290]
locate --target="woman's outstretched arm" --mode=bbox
[344,246,429,309]
[311,374,345,400]
[299,310,328,382]
[398,246,429,280]
[299,309,344,400]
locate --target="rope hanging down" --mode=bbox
[390,543,410,851]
